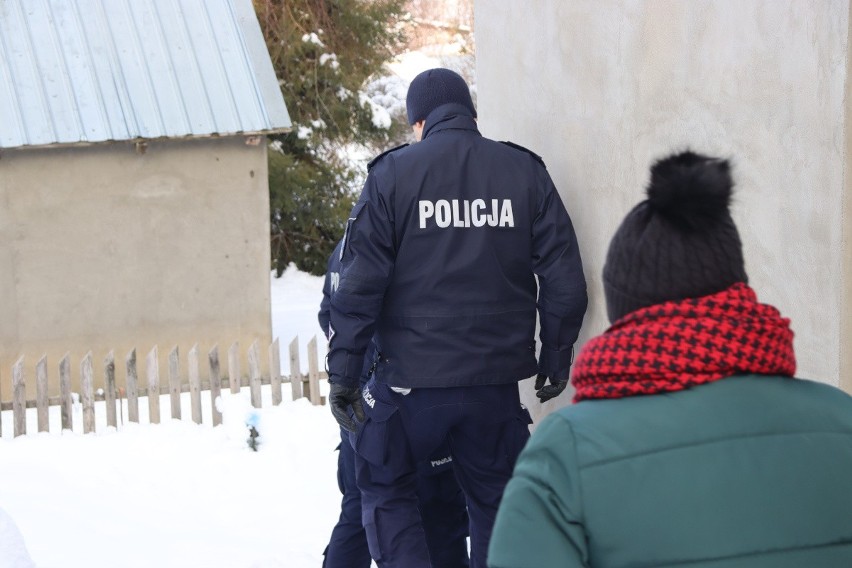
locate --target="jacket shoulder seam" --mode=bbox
[500,140,546,168]
[579,429,852,470]
[367,143,409,172]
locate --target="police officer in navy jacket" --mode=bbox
[327,68,588,568]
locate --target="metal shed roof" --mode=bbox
[0,0,292,149]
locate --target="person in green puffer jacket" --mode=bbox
[488,150,852,568]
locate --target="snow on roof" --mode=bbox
[0,0,291,150]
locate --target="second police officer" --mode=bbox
[326,68,588,568]
[320,240,470,567]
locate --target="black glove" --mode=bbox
[536,346,573,403]
[329,381,365,433]
[534,373,569,403]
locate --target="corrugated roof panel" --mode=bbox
[0,5,28,146]
[117,0,170,136]
[78,0,145,140]
[148,0,218,134]
[0,1,52,146]
[0,0,291,149]
[49,0,114,143]
[205,1,268,131]
[175,0,244,134]
[231,0,290,129]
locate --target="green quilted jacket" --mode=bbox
[488,374,852,567]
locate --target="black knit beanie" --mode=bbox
[602,150,748,323]
[406,68,477,125]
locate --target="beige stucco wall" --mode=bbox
[842,6,852,395]
[0,136,272,398]
[475,0,851,418]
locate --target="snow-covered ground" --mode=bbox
[0,268,354,568]
[271,263,329,375]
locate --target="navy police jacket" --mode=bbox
[318,241,342,341]
[319,241,376,385]
[328,103,587,389]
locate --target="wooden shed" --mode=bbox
[0,0,291,398]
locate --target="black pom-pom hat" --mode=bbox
[602,150,748,323]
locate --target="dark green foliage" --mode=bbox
[267,139,355,276]
[255,0,409,276]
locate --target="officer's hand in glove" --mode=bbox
[536,346,573,403]
[329,381,365,433]
[535,373,569,403]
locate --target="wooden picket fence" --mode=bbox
[0,336,327,438]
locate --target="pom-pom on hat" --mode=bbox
[602,150,748,323]
[406,68,477,125]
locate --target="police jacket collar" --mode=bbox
[422,103,480,140]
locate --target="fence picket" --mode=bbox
[81,352,95,434]
[249,341,262,409]
[289,337,302,401]
[209,346,222,427]
[36,355,49,432]
[308,337,321,406]
[13,356,25,437]
[169,346,181,420]
[269,338,282,406]
[147,347,160,424]
[189,344,202,425]
[126,349,139,423]
[59,354,72,431]
[105,351,117,428]
[1,336,330,438]
[228,342,240,394]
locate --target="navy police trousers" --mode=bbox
[323,426,470,567]
[351,378,531,568]
[323,428,371,567]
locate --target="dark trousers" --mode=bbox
[351,378,531,568]
[324,428,470,568]
[323,429,372,567]
[417,452,470,568]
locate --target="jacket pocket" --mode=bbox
[340,201,365,261]
[350,381,398,466]
[362,507,383,561]
[500,405,533,464]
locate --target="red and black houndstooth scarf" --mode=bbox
[571,283,796,402]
